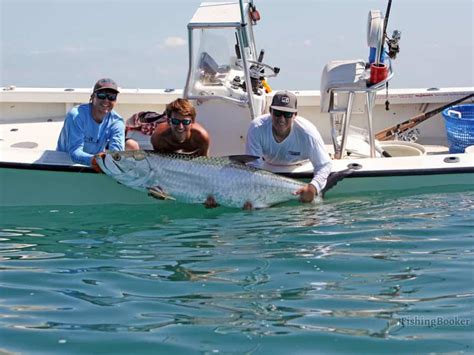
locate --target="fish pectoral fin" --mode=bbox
[147,186,176,201]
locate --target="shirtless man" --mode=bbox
[151,98,210,156]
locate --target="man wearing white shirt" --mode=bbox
[246,91,332,202]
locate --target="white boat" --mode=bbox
[1,1,473,207]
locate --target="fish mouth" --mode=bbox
[93,152,107,171]
[95,152,126,174]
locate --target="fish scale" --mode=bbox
[97,150,306,209]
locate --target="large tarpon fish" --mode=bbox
[95,150,307,209]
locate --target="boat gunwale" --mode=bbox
[2,160,473,178]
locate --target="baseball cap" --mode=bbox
[93,78,120,93]
[270,91,297,113]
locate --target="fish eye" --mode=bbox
[112,152,121,161]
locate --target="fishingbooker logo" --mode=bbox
[398,316,471,328]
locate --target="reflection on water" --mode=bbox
[0,191,473,354]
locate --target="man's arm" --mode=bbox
[245,123,265,168]
[108,118,125,151]
[293,122,332,202]
[308,131,332,194]
[64,114,95,166]
[192,123,210,156]
[150,122,169,151]
[293,154,331,203]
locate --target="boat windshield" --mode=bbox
[188,28,241,97]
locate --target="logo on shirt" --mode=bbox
[288,150,301,156]
[85,136,99,144]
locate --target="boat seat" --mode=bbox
[320,59,392,159]
[320,60,367,113]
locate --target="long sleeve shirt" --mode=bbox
[246,114,332,193]
[56,103,125,166]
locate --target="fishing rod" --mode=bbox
[380,0,392,62]
[375,93,474,141]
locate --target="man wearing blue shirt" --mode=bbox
[56,78,125,168]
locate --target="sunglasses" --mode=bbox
[95,92,117,101]
[170,117,192,126]
[272,110,294,119]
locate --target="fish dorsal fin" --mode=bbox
[146,150,200,160]
[226,155,260,164]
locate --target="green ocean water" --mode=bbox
[0,191,473,354]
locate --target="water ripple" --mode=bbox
[0,191,473,353]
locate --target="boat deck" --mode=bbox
[0,121,451,166]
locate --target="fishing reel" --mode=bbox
[397,128,420,142]
[386,30,401,59]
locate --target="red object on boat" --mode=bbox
[369,63,388,84]
[250,5,260,22]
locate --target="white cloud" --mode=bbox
[164,36,186,48]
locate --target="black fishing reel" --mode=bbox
[386,30,401,59]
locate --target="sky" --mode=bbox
[0,0,473,91]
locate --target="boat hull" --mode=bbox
[0,166,154,207]
[323,171,474,199]
[1,162,473,207]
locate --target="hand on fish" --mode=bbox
[91,152,106,173]
[293,183,317,203]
